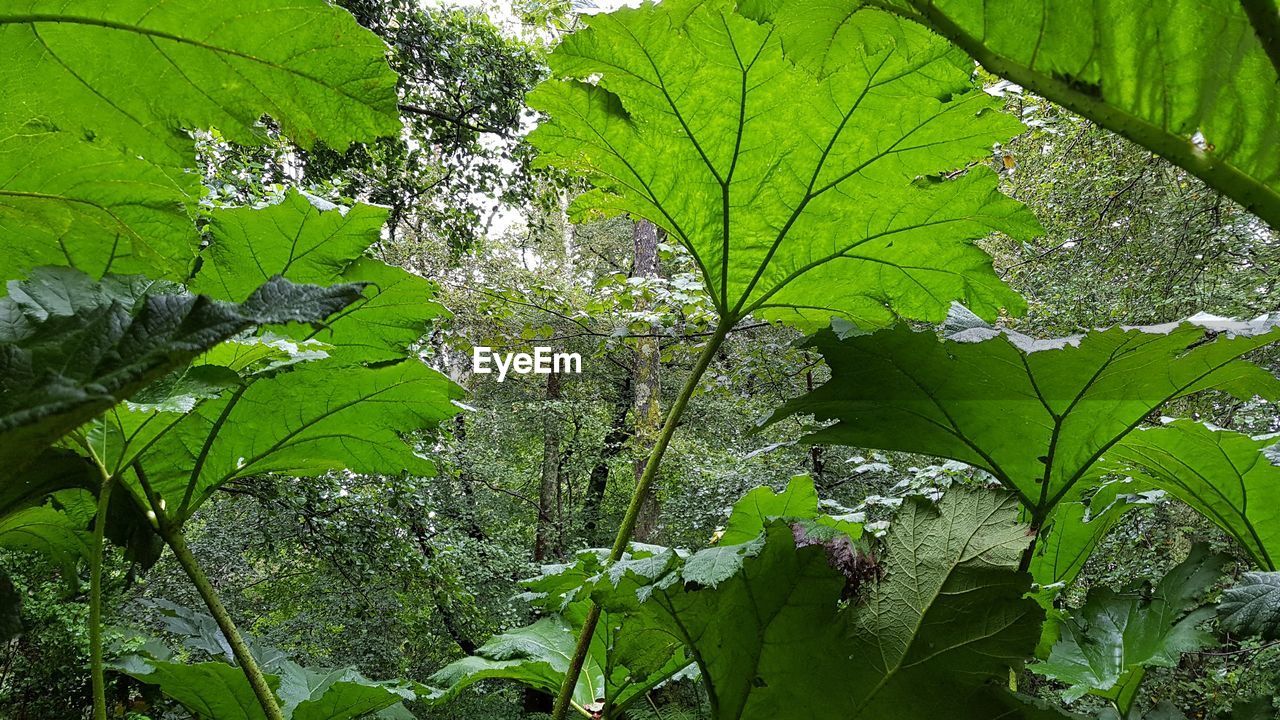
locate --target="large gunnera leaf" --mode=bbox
[773,307,1280,531]
[116,656,415,720]
[748,0,1280,230]
[0,0,400,285]
[597,489,1043,719]
[424,607,689,715]
[427,615,603,709]
[115,604,420,720]
[0,0,400,167]
[115,658,282,720]
[0,128,197,284]
[837,490,1044,718]
[1033,544,1226,713]
[528,0,1039,331]
[59,189,465,527]
[1107,421,1280,570]
[433,533,699,714]
[194,191,447,364]
[0,501,92,570]
[0,267,364,479]
[1219,572,1280,640]
[0,449,161,574]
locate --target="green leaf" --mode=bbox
[0,0,401,167]
[3,478,162,570]
[0,448,97,520]
[83,364,245,480]
[1218,572,1280,640]
[0,267,365,480]
[195,192,388,301]
[0,499,92,567]
[1107,420,1280,570]
[656,523,851,719]
[427,615,606,709]
[116,647,418,720]
[114,656,281,720]
[838,490,1042,718]
[143,598,236,661]
[1029,480,1157,587]
[430,580,692,713]
[1098,701,1191,720]
[756,0,1280,230]
[774,308,1280,522]
[0,467,166,574]
[595,489,1042,719]
[131,359,462,523]
[1228,696,1279,720]
[194,191,447,364]
[1032,544,1226,711]
[719,474,860,545]
[276,661,416,720]
[373,704,416,720]
[0,127,197,283]
[528,0,1038,331]
[118,657,416,720]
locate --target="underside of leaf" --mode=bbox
[529,0,1040,332]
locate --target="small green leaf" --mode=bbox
[720,475,821,545]
[1032,544,1226,711]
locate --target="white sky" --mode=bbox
[429,0,640,23]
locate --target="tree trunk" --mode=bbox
[631,219,663,543]
[411,522,477,655]
[452,414,488,541]
[535,370,562,562]
[806,368,826,485]
[583,377,632,546]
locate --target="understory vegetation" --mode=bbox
[2,1,1280,719]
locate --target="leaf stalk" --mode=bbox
[550,318,732,720]
[89,464,114,720]
[134,464,286,720]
